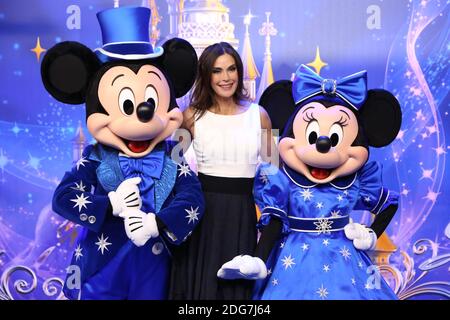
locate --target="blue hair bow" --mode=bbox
[292,65,368,110]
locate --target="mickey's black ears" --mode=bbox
[359,89,402,147]
[160,38,198,98]
[41,41,101,105]
[259,80,296,134]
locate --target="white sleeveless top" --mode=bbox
[193,103,261,178]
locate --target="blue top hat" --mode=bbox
[94,6,163,63]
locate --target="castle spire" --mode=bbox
[71,121,87,164]
[241,10,260,101]
[166,0,184,37]
[142,0,162,46]
[256,12,277,101]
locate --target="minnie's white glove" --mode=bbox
[120,209,159,247]
[344,222,377,251]
[108,177,142,217]
[217,255,267,280]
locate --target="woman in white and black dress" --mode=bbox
[169,42,273,300]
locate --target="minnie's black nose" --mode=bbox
[316,136,332,153]
[136,101,155,123]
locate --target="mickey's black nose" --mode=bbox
[316,136,332,153]
[136,101,155,123]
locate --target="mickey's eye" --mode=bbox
[145,86,159,111]
[305,120,320,145]
[118,88,135,116]
[329,123,344,147]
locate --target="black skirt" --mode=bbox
[169,173,257,300]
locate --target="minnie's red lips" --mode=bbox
[124,140,151,153]
[309,166,332,180]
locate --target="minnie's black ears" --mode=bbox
[41,41,101,105]
[359,89,402,147]
[160,38,198,98]
[258,80,296,135]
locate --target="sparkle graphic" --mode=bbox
[30,37,46,62]
[420,168,434,180]
[307,46,328,75]
[11,123,21,136]
[316,284,329,299]
[185,206,200,224]
[70,193,92,212]
[76,157,89,171]
[71,181,87,192]
[95,234,112,255]
[423,189,440,203]
[178,163,191,177]
[339,246,351,260]
[330,210,341,217]
[300,188,314,201]
[74,244,83,261]
[281,254,295,269]
[25,152,45,171]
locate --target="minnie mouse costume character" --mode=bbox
[41,7,204,299]
[218,65,401,300]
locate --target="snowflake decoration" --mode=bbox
[75,156,89,171]
[281,254,295,270]
[259,171,269,184]
[339,246,351,261]
[316,284,329,299]
[185,206,200,224]
[314,218,333,234]
[300,188,314,201]
[71,180,86,192]
[178,163,191,177]
[95,233,112,255]
[70,193,92,212]
[330,210,341,217]
[74,244,83,261]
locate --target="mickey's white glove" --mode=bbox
[344,222,377,251]
[108,177,142,217]
[217,255,267,280]
[120,209,159,247]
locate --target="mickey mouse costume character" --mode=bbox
[218,65,401,300]
[41,6,204,300]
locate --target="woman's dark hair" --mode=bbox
[190,42,248,120]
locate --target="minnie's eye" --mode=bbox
[329,123,344,147]
[144,86,159,111]
[305,120,320,145]
[118,88,135,116]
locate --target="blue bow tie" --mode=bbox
[118,148,166,212]
[119,148,165,180]
[292,64,368,110]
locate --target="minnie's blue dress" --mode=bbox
[253,162,398,300]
